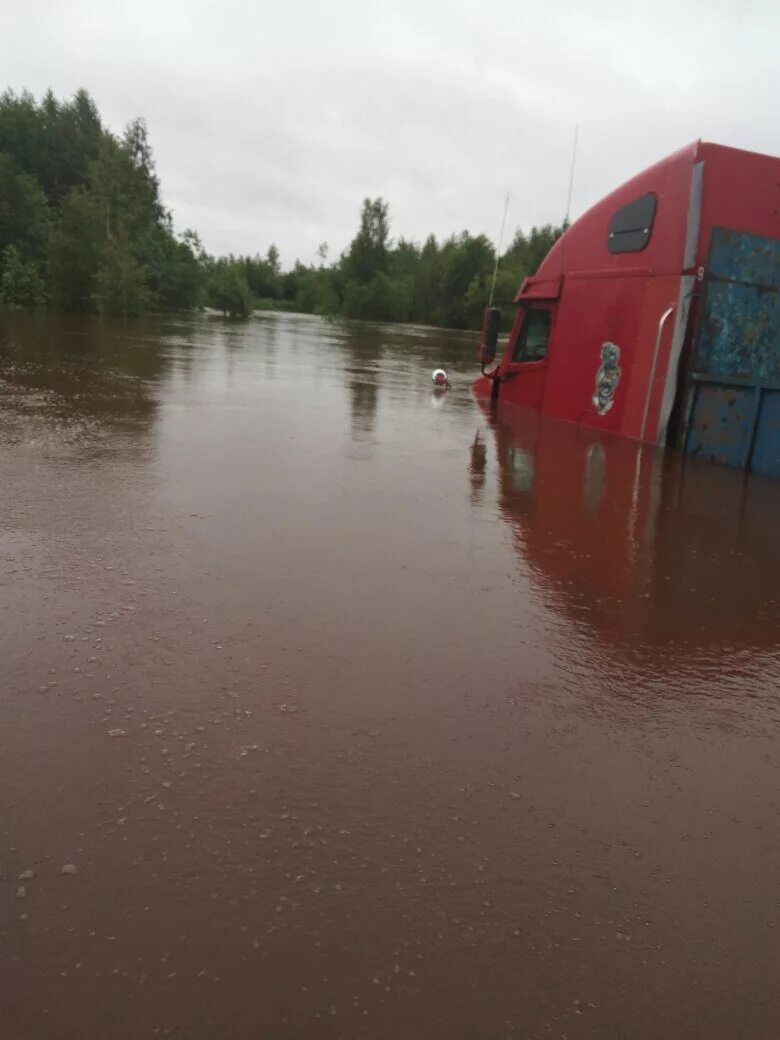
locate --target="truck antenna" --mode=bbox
[564,124,579,226]
[488,189,511,306]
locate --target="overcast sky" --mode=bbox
[3,0,778,266]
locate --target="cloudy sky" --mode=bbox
[3,0,778,266]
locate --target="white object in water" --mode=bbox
[432,368,449,387]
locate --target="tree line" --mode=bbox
[0,88,565,326]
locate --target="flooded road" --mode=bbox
[1,309,778,1039]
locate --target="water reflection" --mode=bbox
[339,322,383,441]
[468,429,487,503]
[0,308,166,436]
[478,401,780,652]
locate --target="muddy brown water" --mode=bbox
[0,309,778,1040]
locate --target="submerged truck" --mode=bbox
[474,141,780,479]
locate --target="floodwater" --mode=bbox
[0,309,778,1040]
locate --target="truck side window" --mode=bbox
[607,192,657,254]
[512,308,552,363]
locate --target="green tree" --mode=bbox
[155,229,207,310]
[342,272,411,322]
[240,253,280,300]
[0,89,41,177]
[266,244,280,275]
[411,234,441,323]
[0,153,49,262]
[89,132,160,243]
[503,224,564,275]
[209,261,254,317]
[93,230,151,316]
[1,244,46,306]
[0,88,102,204]
[436,232,494,328]
[48,186,102,310]
[295,265,339,315]
[343,197,390,285]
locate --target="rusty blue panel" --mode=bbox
[694,280,780,384]
[685,384,756,468]
[694,229,780,385]
[751,391,780,478]
[707,227,780,287]
[685,228,780,475]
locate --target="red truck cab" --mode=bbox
[474,141,780,477]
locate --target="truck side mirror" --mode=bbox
[479,307,502,365]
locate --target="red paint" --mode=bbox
[474,141,780,445]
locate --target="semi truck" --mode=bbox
[474,141,780,479]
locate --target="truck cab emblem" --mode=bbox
[593,342,621,415]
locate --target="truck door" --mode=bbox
[498,303,554,411]
[683,227,780,477]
